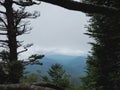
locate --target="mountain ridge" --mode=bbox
[25,54,87,85]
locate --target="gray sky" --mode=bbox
[19,2,93,57]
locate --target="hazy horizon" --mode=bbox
[19,2,93,59]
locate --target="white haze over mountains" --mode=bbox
[19,2,93,59]
[19,45,87,60]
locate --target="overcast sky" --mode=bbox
[19,2,93,57]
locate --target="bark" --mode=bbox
[5,0,17,61]
[39,0,119,15]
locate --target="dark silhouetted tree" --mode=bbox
[0,0,43,83]
[38,0,119,15]
[42,64,71,89]
[0,0,119,85]
[81,0,120,90]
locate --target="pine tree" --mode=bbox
[0,0,43,83]
[81,0,120,90]
[42,64,71,88]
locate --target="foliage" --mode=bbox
[81,0,120,90]
[0,0,43,83]
[20,70,41,83]
[0,63,6,84]
[42,63,71,89]
[20,73,38,83]
[7,61,24,83]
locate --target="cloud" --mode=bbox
[48,48,85,56]
[19,45,87,60]
[18,3,92,60]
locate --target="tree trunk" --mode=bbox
[5,0,17,62]
[4,0,19,83]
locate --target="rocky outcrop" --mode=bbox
[0,82,65,90]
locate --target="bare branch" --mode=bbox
[0,27,7,31]
[0,24,6,28]
[0,40,8,43]
[16,25,32,36]
[17,48,28,54]
[14,8,40,27]
[0,11,6,14]
[17,41,24,48]
[0,33,7,35]
[16,25,26,35]
[24,43,33,48]
[0,1,4,6]
[0,44,8,48]
[38,0,119,15]
[0,17,7,27]
[17,43,33,54]
[0,42,8,46]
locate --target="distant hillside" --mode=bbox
[25,54,87,85]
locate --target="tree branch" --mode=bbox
[17,43,33,54]
[23,54,44,65]
[38,0,119,15]
[0,42,8,47]
[0,17,7,27]
[0,40,8,43]
[17,48,28,54]
[0,11,6,14]
[0,1,4,6]
[0,27,7,31]
[0,33,7,35]
[13,1,41,6]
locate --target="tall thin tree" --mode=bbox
[0,0,43,83]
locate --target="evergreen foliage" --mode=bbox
[0,0,43,84]
[20,73,38,83]
[81,0,120,90]
[42,64,71,89]
[20,70,42,83]
[0,0,120,87]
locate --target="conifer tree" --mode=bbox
[81,0,120,90]
[42,64,71,89]
[0,0,43,83]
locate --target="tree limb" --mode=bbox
[38,0,119,15]
[0,40,8,43]
[0,1,4,6]
[13,1,41,6]
[0,11,6,14]
[0,33,7,35]
[17,48,28,54]
[0,17,7,27]
[0,27,7,31]
[17,43,33,54]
